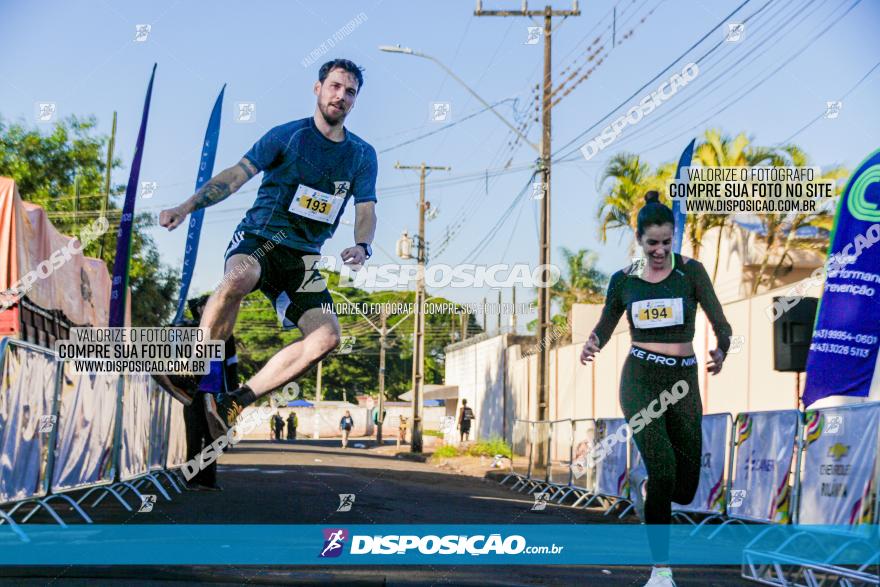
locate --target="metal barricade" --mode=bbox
[742,402,880,587]
[569,418,598,507]
[501,419,533,487]
[545,419,573,502]
[0,339,67,536]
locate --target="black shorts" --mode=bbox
[224,231,333,329]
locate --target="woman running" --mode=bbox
[580,190,731,587]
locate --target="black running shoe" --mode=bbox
[151,373,195,406]
[205,392,244,439]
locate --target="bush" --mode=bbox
[464,436,512,458]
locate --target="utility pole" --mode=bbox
[99,111,117,259]
[395,161,450,453]
[474,0,580,464]
[511,285,517,334]
[377,309,387,444]
[497,289,502,334]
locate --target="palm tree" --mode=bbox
[751,145,847,294]
[528,248,608,344]
[596,153,675,254]
[692,129,777,281]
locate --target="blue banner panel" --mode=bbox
[804,148,880,406]
[1,525,877,566]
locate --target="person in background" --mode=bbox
[273,412,284,441]
[180,294,239,491]
[339,410,354,448]
[458,399,475,443]
[287,411,298,440]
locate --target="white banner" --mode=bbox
[729,410,800,523]
[675,413,731,514]
[148,388,170,471]
[165,399,187,469]
[51,364,120,492]
[119,374,153,481]
[595,418,629,499]
[571,419,597,492]
[798,402,880,525]
[0,340,58,505]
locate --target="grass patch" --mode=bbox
[423,429,444,438]
[464,436,512,458]
[432,444,459,458]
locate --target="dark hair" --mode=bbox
[318,59,365,93]
[636,190,674,237]
[187,294,211,320]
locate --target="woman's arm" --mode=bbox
[580,272,625,364]
[692,261,732,354]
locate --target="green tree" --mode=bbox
[692,129,777,281]
[751,144,846,293]
[0,114,180,325]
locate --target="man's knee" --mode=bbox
[304,326,341,362]
[220,255,259,298]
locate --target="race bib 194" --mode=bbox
[289,183,344,224]
[631,298,684,329]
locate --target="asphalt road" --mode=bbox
[1,439,753,586]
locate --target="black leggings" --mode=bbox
[619,346,702,562]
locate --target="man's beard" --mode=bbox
[319,101,346,125]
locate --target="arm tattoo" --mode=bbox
[237,160,258,180]
[192,181,232,211]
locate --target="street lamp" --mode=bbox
[378,44,539,153]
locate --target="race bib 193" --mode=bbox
[631,298,684,329]
[289,183,344,224]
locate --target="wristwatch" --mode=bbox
[356,242,372,259]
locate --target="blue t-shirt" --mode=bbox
[237,116,378,253]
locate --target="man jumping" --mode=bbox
[159,59,377,438]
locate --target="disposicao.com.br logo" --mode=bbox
[320,529,563,557]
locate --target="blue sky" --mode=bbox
[2,0,879,330]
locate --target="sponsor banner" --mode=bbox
[172,85,225,325]
[0,340,58,505]
[595,418,628,499]
[1,524,876,565]
[804,147,880,406]
[729,410,800,523]
[798,403,880,525]
[674,413,730,514]
[672,138,696,253]
[110,64,157,327]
